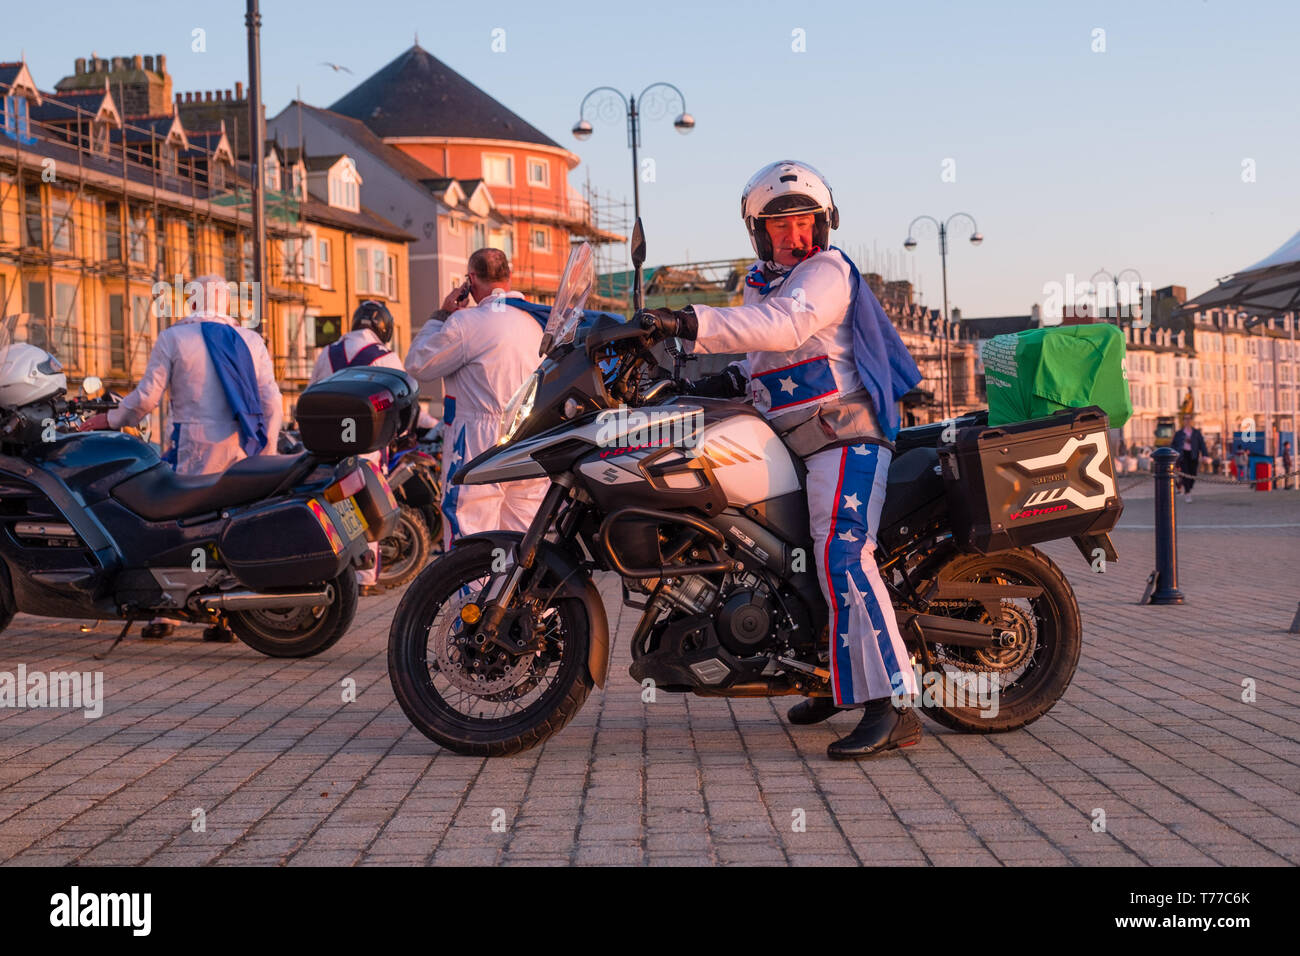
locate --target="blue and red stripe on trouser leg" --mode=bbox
[807,443,919,707]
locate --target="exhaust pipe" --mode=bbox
[194,585,333,612]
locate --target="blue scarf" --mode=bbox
[198,321,268,457]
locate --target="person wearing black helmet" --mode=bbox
[309,299,408,595]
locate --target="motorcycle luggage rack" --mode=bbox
[597,506,734,580]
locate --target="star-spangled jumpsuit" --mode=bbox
[404,290,549,548]
[309,326,406,586]
[687,251,919,707]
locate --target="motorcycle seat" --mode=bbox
[111,453,314,521]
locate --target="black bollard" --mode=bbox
[1150,447,1185,604]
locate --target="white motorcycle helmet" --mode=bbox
[741,160,840,262]
[0,344,66,408]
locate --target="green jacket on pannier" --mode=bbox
[982,323,1132,427]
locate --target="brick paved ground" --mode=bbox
[0,480,1296,866]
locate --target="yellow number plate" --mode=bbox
[334,495,369,541]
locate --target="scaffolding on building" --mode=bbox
[0,86,312,413]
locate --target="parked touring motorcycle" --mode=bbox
[388,246,1123,755]
[0,317,416,657]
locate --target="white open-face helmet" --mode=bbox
[741,160,840,261]
[0,343,66,408]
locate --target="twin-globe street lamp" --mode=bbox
[904,213,983,420]
[573,84,693,308]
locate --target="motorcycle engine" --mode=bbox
[659,571,780,656]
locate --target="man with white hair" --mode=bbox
[81,274,283,639]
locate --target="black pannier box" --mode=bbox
[220,498,358,589]
[297,367,418,458]
[939,406,1122,554]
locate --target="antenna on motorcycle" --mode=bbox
[631,217,646,313]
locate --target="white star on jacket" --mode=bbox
[840,633,851,648]
[842,492,862,511]
[837,529,859,543]
[852,444,873,455]
[779,376,797,395]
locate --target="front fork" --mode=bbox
[475,475,574,647]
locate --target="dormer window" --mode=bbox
[160,142,178,176]
[327,158,360,212]
[264,153,281,191]
[2,95,33,144]
[291,164,305,200]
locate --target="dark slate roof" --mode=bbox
[292,101,443,183]
[328,44,562,148]
[0,63,26,87]
[31,91,111,123]
[959,315,1038,338]
[305,154,345,171]
[300,198,414,244]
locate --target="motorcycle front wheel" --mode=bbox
[914,546,1081,734]
[226,566,358,658]
[388,539,593,756]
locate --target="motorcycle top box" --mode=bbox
[296,366,419,458]
[940,406,1122,555]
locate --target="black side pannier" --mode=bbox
[939,406,1123,554]
[297,367,418,458]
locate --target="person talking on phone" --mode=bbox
[404,248,548,547]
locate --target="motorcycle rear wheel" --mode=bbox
[388,540,592,756]
[226,567,358,658]
[376,505,433,590]
[915,546,1080,734]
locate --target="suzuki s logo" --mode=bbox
[1010,431,1115,514]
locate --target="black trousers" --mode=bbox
[1178,452,1199,492]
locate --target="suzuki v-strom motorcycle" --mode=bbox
[388,247,1122,755]
[0,317,414,657]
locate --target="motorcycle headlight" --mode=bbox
[498,372,539,445]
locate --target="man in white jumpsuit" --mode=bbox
[309,299,407,595]
[643,162,924,760]
[404,248,548,547]
[81,274,282,639]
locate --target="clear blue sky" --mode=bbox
[14,0,1299,317]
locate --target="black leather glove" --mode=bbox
[689,364,749,399]
[636,307,697,341]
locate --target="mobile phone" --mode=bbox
[456,279,472,303]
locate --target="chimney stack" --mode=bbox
[74,58,86,75]
[158,54,167,73]
[144,55,154,71]
[132,54,143,70]
[111,56,125,71]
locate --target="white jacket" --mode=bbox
[404,290,543,422]
[690,251,865,424]
[108,313,282,476]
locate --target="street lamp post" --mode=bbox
[1091,267,1143,326]
[904,213,983,420]
[573,83,693,307]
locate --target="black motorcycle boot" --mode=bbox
[826,698,923,760]
[787,697,846,725]
[203,624,236,643]
[140,622,174,640]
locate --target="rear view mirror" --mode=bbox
[81,376,104,398]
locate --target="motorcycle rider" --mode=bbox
[641,161,924,760]
[309,300,407,596]
[80,273,282,640]
[404,248,548,548]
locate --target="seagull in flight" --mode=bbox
[320,62,353,74]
